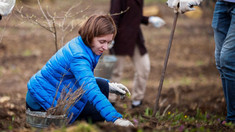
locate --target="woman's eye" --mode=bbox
[99,41,106,44]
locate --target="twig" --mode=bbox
[110,7,130,16]
[161,104,171,117]
[52,18,58,51]
[0,13,12,43]
[51,73,65,108]
[15,0,88,52]
[37,0,52,30]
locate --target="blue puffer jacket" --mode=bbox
[27,36,122,123]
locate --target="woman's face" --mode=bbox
[91,34,113,55]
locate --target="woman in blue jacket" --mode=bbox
[26,14,134,127]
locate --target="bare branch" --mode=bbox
[15,0,88,52]
[15,8,54,33]
[110,7,130,16]
[52,18,58,51]
[37,0,52,30]
[161,104,171,117]
[0,13,12,43]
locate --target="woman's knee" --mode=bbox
[96,78,109,98]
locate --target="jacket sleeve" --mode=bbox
[95,77,110,83]
[70,53,122,122]
[141,16,149,25]
[141,0,149,25]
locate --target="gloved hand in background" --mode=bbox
[0,0,15,16]
[114,118,134,127]
[167,0,203,13]
[109,82,131,99]
[149,16,165,28]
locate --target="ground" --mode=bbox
[0,0,232,131]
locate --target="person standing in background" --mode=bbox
[167,0,235,124]
[109,0,165,108]
[0,0,15,20]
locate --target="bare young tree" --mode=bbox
[15,0,89,52]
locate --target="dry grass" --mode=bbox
[46,80,85,120]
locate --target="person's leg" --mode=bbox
[212,1,231,106]
[220,5,235,123]
[131,46,150,107]
[212,1,235,123]
[78,78,109,123]
[109,55,126,103]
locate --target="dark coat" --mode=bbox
[110,0,149,56]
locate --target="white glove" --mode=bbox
[109,82,131,99]
[0,0,15,16]
[167,0,203,13]
[114,118,134,127]
[149,16,165,28]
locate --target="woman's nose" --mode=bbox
[103,43,108,50]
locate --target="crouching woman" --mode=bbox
[26,14,134,127]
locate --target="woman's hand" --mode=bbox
[114,118,134,127]
[109,82,131,99]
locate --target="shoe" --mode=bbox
[131,100,142,108]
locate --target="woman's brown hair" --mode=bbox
[78,14,117,47]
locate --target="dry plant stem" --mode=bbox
[67,113,74,124]
[15,8,53,33]
[0,14,12,43]
[159,98,167,107]
[16,0,89,52]
[64,81,80,115]
[37,0,52,30]
[110,7,130,16]
[59,2,89,46]
[47,78,85,116]
[162,104,171,117]
[47,86,84,116]
[37,0,58,51]
[52,19,58,52]
[51,74,65,108]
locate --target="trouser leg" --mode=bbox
[212,2,235,122]
[131,46,150,101]
[220,10,235,122]
[78,78,109,122]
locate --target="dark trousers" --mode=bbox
[26,78,109,123]
[77,78,109,123]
